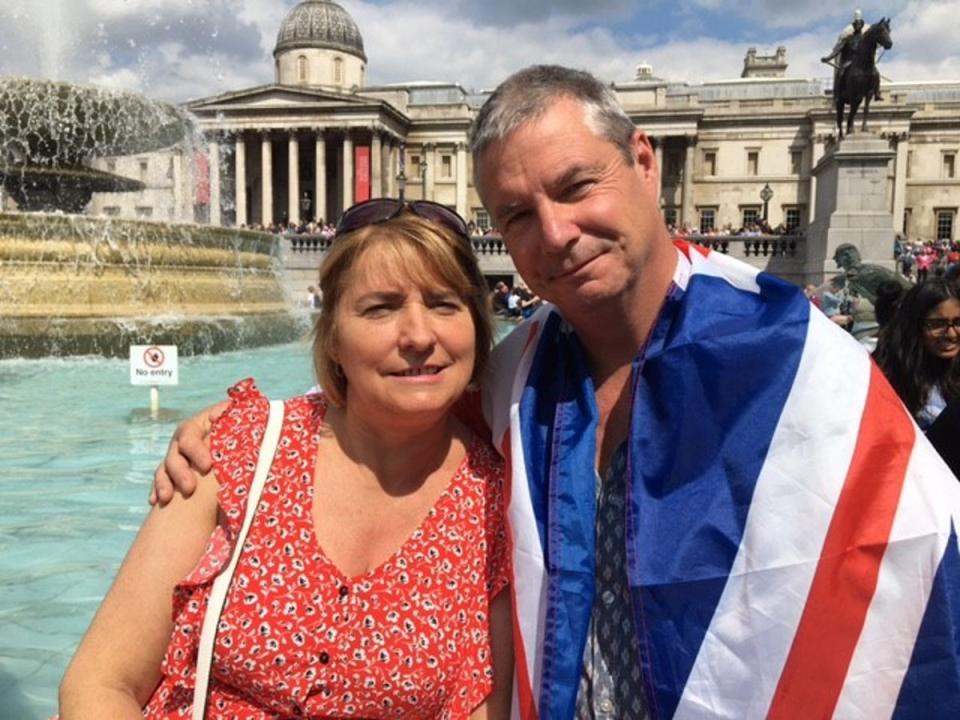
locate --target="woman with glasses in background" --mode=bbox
[875,278,960,476]
[60,201,513,719]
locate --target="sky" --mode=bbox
[0,1,958,103]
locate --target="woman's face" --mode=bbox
[922,298,960,361]
[332,246,476,429]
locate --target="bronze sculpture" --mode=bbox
[822,13,892,138]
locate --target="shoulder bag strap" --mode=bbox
[192,399,285,720]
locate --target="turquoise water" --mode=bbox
[0,342,315,719]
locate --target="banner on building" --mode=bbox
[355,146,370,203]
[194,150,210,206]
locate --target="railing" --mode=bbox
[285,233,511,257]
[684,234,804,259]
[283,232,806,282]
[286,234,334,253]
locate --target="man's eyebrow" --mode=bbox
[552,162,602,190]
[493,162,603,219]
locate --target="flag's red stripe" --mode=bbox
[501,433,538,720]
[768,364,914,718]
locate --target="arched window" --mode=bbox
[297,55,308,83]
[334,57,343,85]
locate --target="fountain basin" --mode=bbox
[0,213,304,357]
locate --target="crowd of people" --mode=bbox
[896,237,960,282]
[488,280,542,320]
[669,220,803,237]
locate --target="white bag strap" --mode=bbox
[192,399,285,720]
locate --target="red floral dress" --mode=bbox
[143,379,509,719]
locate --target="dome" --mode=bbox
[274,0,366,61]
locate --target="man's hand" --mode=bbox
[149,401,229,506]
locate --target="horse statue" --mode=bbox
[831,17,893,138]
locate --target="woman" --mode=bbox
[60,201,512,718]
[874,279,960,474]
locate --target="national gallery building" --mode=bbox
[90,0,960,245]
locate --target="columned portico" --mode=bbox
[371,131,382,199]
[261,132,274,226]
[424,143,435,201]
[287,132,300,225]
[682,137,696,225]
[235,134,247,227]
[342,131,354,209]
[380,135,393,197]
[388,139,399,197]
[209,140,221,226]
[315,129,327,223]
[455,143,468,218]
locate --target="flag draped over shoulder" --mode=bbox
[484,241,960,720]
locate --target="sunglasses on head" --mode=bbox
[335,199,471,243]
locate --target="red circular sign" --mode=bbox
[143,346,165,368]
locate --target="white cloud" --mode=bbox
[0,0,956,105]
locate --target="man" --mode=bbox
[157,66,960,718]
[822,8,883,101]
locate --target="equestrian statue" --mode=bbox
[821,9,893,138]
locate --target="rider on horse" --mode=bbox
[822,9,883,101]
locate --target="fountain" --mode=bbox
[0,77,301,358]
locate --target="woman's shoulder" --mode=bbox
[210,380,326,516]
[464,434,504,476]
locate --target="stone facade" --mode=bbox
[88,1,960,261]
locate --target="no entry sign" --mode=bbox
[129,345,179,386]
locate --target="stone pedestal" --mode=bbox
[806,133,895,284]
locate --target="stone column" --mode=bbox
[808,134,827,224]
[314,129,327,224]
[371,130,382,199]
[235,133,247,227]
[681,137,696,227]
[261,131,273,227]
[381,136,391,198]
[455,142,468,218]
[288,131,300,225]
[424,143,435,201]
[343,131,354,209]
[653,137,664,203]
[209,139,221,226]
[388,139,398,197]
[892,133,909,234]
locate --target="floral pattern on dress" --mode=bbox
[142,378,509,719]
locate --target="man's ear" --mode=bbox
[631,129,659,186]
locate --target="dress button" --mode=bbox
[339,584,349,598]
[601,590,616,606]
[319,651,330,664]
[598,698,614,713]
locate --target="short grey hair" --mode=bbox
[469,65,637,166]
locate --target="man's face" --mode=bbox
[853,19,864,32]
[475,99,663,316]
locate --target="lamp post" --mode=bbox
[760,183,774,223]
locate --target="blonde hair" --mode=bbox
[312,213,493,406]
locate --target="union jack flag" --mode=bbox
[484,241,960,719]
